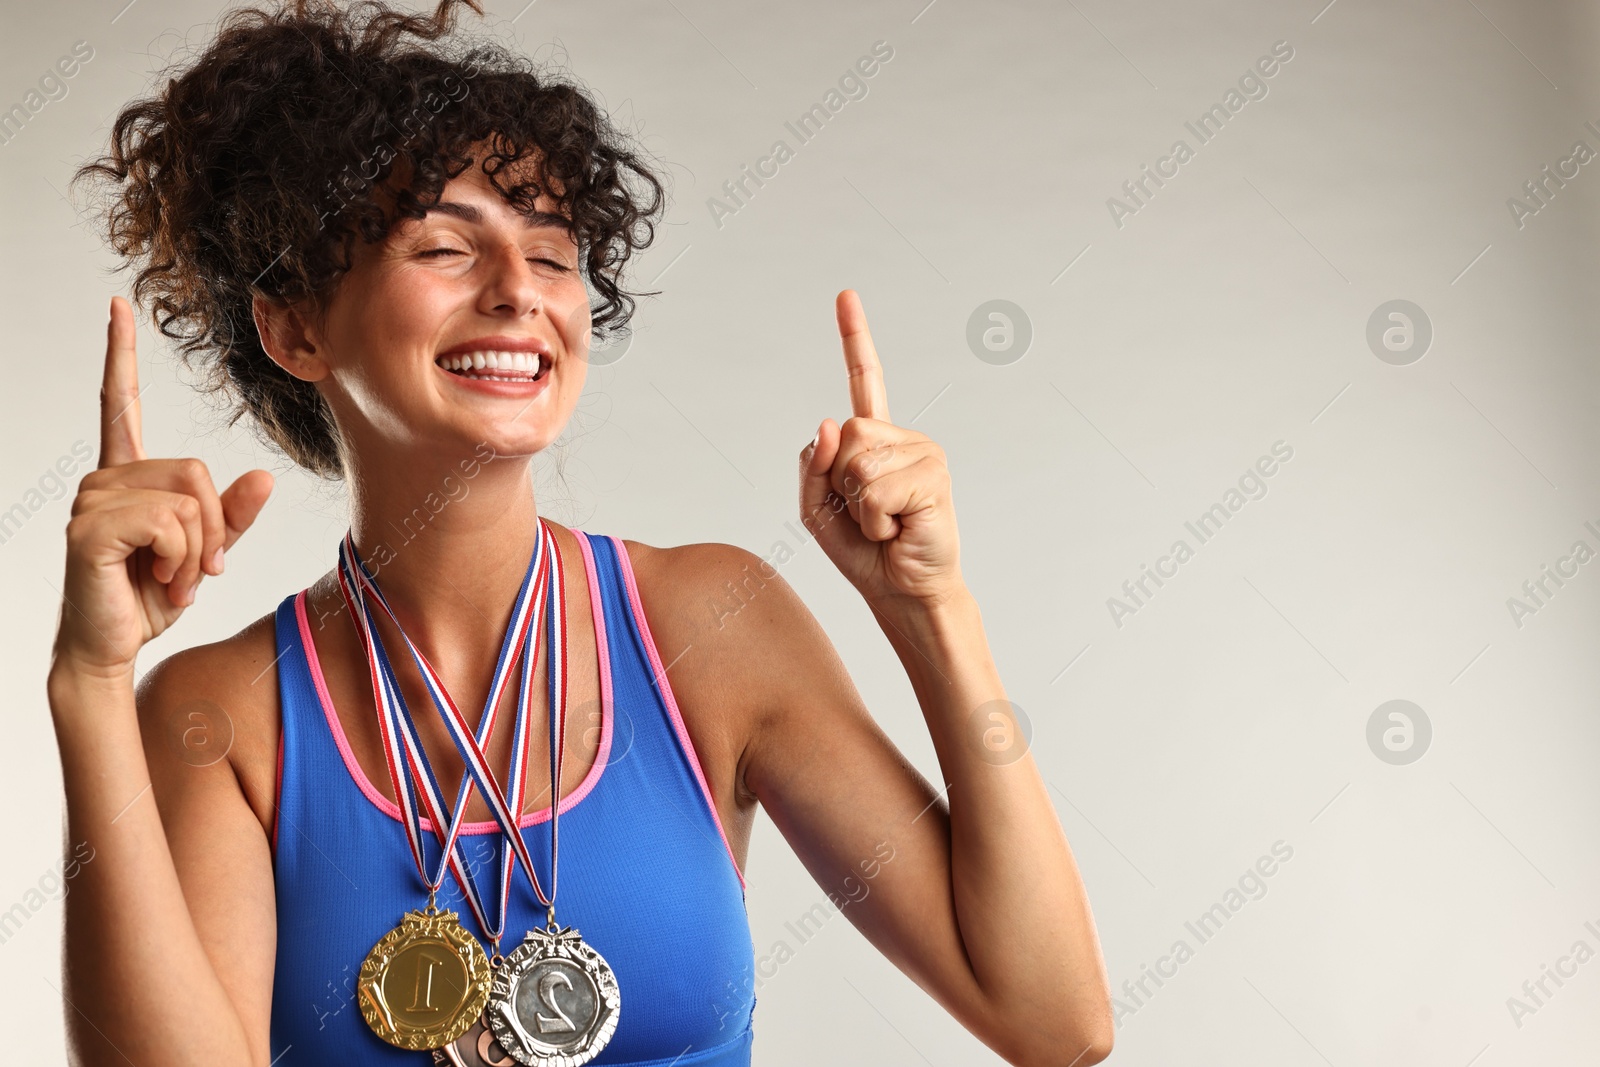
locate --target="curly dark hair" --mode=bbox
[73,0,668,477]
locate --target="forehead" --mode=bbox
[454,140,568,202]
[401,158,574,234]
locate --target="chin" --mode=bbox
[476,413,571,456]
[425,366,573,460]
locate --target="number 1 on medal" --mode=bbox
[410,949,446,1013]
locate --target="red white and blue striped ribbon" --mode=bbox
[335,534,542,937]
[334,518,559,940]
[481,515,569,934]
[529,521,568,914]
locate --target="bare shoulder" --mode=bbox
[615,537,928,902]
[134,607,284,838]
[616,538,824,804]
[619,538,811,638]
[617,537,820,673]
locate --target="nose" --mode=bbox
[476,240,544,318]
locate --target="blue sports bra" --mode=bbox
[266,530,757,1064]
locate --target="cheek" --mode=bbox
[548,283,595,374]
[373,269,457,344]
[334,270,453,376]
[560,354,588,405]
[549,280,590,338]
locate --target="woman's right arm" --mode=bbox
[49,296,276,1066]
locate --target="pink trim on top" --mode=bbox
[609,535,747,890]
[291,533,613,833]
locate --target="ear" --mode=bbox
[252,292,329,382]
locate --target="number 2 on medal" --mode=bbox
[535,971,577,1033]
[408,949,447,1012]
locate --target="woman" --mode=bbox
[49,1,1111,1064]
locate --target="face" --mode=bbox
[290,147,592,471]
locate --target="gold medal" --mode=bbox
[338,523,600,1057]
[337,531,551,1053]
[358,905,494,1050]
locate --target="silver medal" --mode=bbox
[487,922,621,1066]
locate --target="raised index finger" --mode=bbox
[99,295,146,469]
[835,289,890,423]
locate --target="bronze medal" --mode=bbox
[433,1013,522,1066]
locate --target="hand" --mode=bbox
[799,290,963,608]
[53,296,275,680]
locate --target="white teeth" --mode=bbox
[437,350,546,378]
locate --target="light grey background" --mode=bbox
[3,0,1598,1063]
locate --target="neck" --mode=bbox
[345,447,547,661]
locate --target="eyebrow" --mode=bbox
[422,199,575,235]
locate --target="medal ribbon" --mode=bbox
[334,522,549,938]
[336,532,542,935]
[481,516,568,938]
[527,520,568,917]
[476,516,570,929]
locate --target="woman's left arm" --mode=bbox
[736,292,1112,1067]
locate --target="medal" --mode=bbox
[433,1015,521,1067]
[337,529,553,1050]
[357,904,494,1051]
[484,522,621,1066]
[487,923,621,1065]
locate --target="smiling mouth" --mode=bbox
[435,350,549,382]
